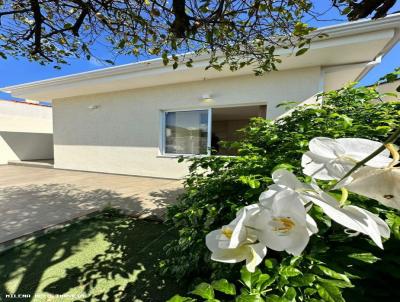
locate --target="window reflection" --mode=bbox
[165,110,209,154]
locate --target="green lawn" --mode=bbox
[0,211,182,301]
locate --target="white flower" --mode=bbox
[346,166,400,210]
[206,234,267,272]
[259,169,312,207]
[255,189,318,256]
[302,137,392,181]
[205,204,267,272]
[304,185,390,248]
[216,204,260,249]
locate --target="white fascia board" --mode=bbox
[1,53,210,94]
[314,12,400,38]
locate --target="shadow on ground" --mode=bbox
[0,184,182,243]
[0,211,184,301]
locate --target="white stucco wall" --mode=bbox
[0,101,53,164]
[53,67,321,179]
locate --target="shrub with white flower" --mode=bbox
[205,136,398,271]
[166,83,400,302]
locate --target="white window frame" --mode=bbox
[159,103,268,157]
[160,108,212,156]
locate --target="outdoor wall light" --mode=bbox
[88,104,100,110]
[201,94,214,103]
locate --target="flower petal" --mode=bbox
[347,167,400,210]
[246,243,267,272]
[285,228,310,256]
[304,190,387,248]
[210,245,250,264]
[272,190,307,224]
[206,230,225,251]
[309,137,345,158]
[229,207,251,248]
[348,205,390,239]
[337,138,391,168]
[343,205,384,249]
[259,189,278,208]
[302,152,337,180]
[272,169,306,190]
[306,214,319,236]
[256,190,310,255]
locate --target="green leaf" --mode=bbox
[191,282,214,299]
[283,287,296,301]
[236,293,264,302]
[240,266,253,289]
[256,273,273,290]
[265,295,288,302]
[316,283,345,302]
[318,278,353,289]
[238,176,260,188]
[167,294,196,302]
[211,279,236,295]
[316,265,351,284]
[117,39,126,48]
[341,7,352,15]
[304,288,317,296]
[340,115,353,128]
[248,178,260,188]
[280,266,302,277]
[348,252,380,263]
[289,273,316,287]
[271,164,294,173]
[375,125,392,134]
[264,258,278,270]
[386,212,400,239]
[185,59,193,67]
[162,51,169,65]
[295,48,308,56]
[103,59,113,65]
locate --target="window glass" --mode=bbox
[165,110,209,154]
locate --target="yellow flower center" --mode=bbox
[221,227,233,239]
[385,143,399,168]
[340,187,349,206]
[273,217,296,234]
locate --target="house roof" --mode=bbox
[0,99,52,107]
[2,13,400,101]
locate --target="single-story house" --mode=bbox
[0,100,53,165]
[2,14,400,179]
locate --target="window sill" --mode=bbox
[156,154,208,159]
[156,154,239,159]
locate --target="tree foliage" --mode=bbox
[0,1,396,71]
[162,83,400,301]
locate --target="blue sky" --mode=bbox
[0,2,399,100]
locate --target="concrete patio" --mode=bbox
[0,165,183,246]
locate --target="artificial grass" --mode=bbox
[0,211,182,301]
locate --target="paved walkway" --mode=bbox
[0,165,183,245]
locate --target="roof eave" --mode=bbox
[2,13,400,98]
